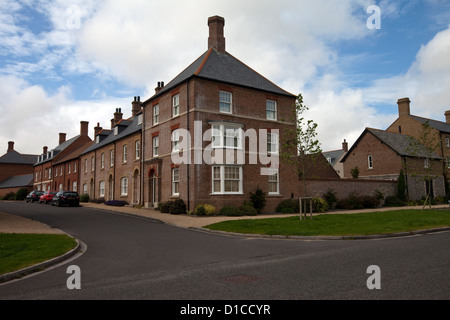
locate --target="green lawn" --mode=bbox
[0,234,77,275]
[205,209,450,237]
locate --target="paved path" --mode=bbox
[1,201,448,234]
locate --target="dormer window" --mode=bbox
[96,135,100,144]
[114,126,119,136]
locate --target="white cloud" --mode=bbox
[1,0,449,161]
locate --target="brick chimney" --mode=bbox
[132,96,142,117]
[94,123,102,136]
[7,141,14,153]
[155,81,164,94]
[208,16,225,53]
[397,98,411,118]
[59,133,66,145]
[43,146,48,154]
[80,121,89,136]
[342,139,348,152]
[445,111,450,124]
[111,108,123,128]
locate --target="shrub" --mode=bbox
[159,201,172,213]
[335,192,380,210]
[105,200,128,207]
[350,167,359,179]
[194,205,207,216]
[80,194,90,203]
[15,188,29,201]
[312,197,329,213]
[276,199,299,213]
[169,199,187,215]
[219,205,242,216]
[239,201,258,216]
[250,188,266,214]
[194,204,216,216]
[383,196,406,207]
[2,192,15,200]
[323,189,338,208]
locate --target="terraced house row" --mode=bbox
[25,16,449,210]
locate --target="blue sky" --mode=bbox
[1,0,450,155]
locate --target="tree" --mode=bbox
[397,169,407,201]
[280,93,322,198]
[406,121,442,209]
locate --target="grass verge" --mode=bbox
[205,209,450,237]
[0,233,77,275]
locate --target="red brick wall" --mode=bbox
[343,131,403,178]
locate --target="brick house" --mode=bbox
[33,121,92,192]
[386,98,450,186]
[0,141,38,197]
[341,127,445,200]
[79,99,143,204]
[141,16,300,212]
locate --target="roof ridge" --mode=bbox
[194,48,213,75]
[223,51,296,97]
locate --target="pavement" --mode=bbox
[1,201,449,234]
[1,201,449,284]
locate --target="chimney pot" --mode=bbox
[397,98,411,118]
[7,141,14,153]
[208,16,226,53]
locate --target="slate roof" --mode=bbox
[81,116,142,155]
[0,150,38,165]
[410,115,450,134]
[144,48,295,103]
[341,128,442,162]
[34,134,82,166]
[322,149,346,167]
[0,174,33,188]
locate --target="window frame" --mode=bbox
[266,100,277,121]
[219,91,232,114]
[212,123,243,149]
[268,169,280,195]
[368,155,373,169]
[267,132,279,154]
[121,177,128,196]
[172,167,180,196]
[153,136,159,157]
[153,104,159,125]
[135,140,140,160]
[211,166,243,195]
[172,94,180,117]
[172,129,180,153]
[123,145,128,163]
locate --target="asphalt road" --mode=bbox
[0,202,449,302]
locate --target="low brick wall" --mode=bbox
[302,178,397,200]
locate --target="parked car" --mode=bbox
[39,191,57,204]
[51,191,80,207]
[26,191,44,203]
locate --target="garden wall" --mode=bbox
[303,178,397,201]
